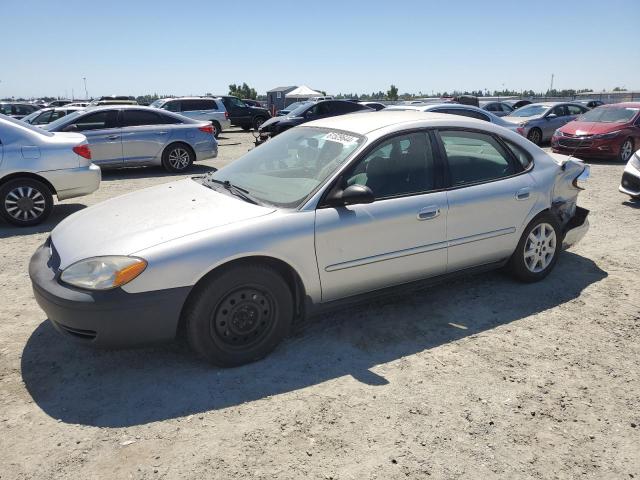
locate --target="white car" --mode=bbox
[30,111,589,366]
[0,114,100,226]
[619,149,640,199]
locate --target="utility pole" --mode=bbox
[549,73,554,93]
[83,77,88,100]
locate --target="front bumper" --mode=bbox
[41,164,101,201]
[619,162,640,198]
[551,136,623,159]
[562,206,590,249]
[29,242,191,348]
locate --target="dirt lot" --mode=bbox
[1,129,638,479]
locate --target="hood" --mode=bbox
[502,114,543,124]
[259,116,301,132]
[51,178,275,269]
[559,120,627,136]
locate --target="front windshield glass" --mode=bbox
[150,99,165,108]
[579,107,639,123]
[202,127,364,208]
[44,110,83,130]
[508,104,550,117]
[286,102,312,117]
[21,109,46,123]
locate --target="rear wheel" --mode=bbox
[210,121,221,138]
[161,143,194,173]
[184,264,294,367]
[619,138,634,163]
[508,212,561,282]
[527,128,542,146]
[0,178,53,227]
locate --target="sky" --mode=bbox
[2,0,639,99]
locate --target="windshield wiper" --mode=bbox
[206,178,260,205]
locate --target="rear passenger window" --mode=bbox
[163,101,180,112]
[121,110,163,127]
[503,139,532,169]
[439,130,516,187]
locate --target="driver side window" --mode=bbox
[552,105,568,116]
[344,132,435,200]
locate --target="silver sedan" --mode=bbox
[44,106,218,172]
[502,102,589,145]
[30,111,589,366]
[0,114,100,226]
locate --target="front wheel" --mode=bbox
[527,128,542,146]
[619,138,634,163]
[508,213,561,282]
[184,264,294,367]
[253,116,266,130]
[162,144,194,173]
[0,178,53,227]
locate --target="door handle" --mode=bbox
[106,135,120,140]
[515,188,530,200]
[417,206,440,220]
[155,131,168,135]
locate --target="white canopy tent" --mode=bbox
[284,85,323,100]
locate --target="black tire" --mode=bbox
[184,264,294,367]
[0,178,53,227]
[527,128,542,146]
[241,124,251,132]
[161,143,194,173]
[210,121,221,138]
[253,116,267,130]
[619,137,634,163]
[508,212,561,283]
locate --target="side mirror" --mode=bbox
[326,184,375,207]
[545,113,557,120]
[63,124,79,132]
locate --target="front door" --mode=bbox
[74,110,122,166]
[436,129,537,272]
[315,131,448,301]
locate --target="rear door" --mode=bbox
[224,97,251,125]
[120,109,172,165]
[436,129,537,272]
[73,110,122,166]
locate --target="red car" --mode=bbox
[551,102,640,162]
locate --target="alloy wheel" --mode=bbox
[168,148,191,170]
[621,139,633,162]
[524,223,557,273]
[4,186,46,222]
[528,129,541,145]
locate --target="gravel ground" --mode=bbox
[0,129,638,479]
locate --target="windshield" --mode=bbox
[202,127,364,208]
[44,110,84,131]
[579,107,639,123]
[150,99,165,108]
[286,102,313,117]
[508,104,550,117]
[21,109,46,123]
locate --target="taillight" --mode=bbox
[224,111,229,119]
[516,127,525,136]
[73,144,92,159]
[199,125,214,134]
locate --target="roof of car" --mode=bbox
[306,110,472,135]
[158,96,220,101]
[595,102,640,108]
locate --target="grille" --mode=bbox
[558,137,592,148]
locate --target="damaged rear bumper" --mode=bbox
[562,206,589,249]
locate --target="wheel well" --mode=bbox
[210,120,221,129]
[163,141,195,160]
[176,256,307,337]
[0,172,57,195]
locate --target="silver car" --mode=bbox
[386,103,518,132]
[619,149,640,199]
[0,102,40,120]
[150,97,230,138]
[29,111,589,366]
[503,102,589,145]
[44,106,218,172]
[0,114,100,226]
[21,106,86,126]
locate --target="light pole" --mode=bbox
[83,77,88,100]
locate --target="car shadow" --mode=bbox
[100,164,216,182]
[0,203,87,238]
[21,251,606,428]
[622,199,640,209]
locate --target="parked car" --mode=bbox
[258,100,373,140]
[65,102,90,108]
[503,102,589,145]
[0,102,40,120]
[386,103,519,132]
[619,149,640,199]
[88,96,138,107]
[359,101,386,111]
[480,101,514,117]
[276,101,311,116]
[43,106,217,172]
[0,114,100,226]
[217,95,271,130]
[551,102,640,162]
[503,99,532,110]
[29,111,590,366]
[150,97,230,138]
[21,106,86,126]
[47,100,72,107]
[308,96,334,102]
[573,99,605,109]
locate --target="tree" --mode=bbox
[613,86,627,92]
[228,82,258,99]
[386,84,399,101]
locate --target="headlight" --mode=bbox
[519,122,528,128]
[630,154,640,170]
[60,256,147,290]
[593,130,622,139]
[554,129,564,137]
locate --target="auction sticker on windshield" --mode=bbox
[323,132,360,145]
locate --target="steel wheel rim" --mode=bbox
[211,287,276,348]
[524,222,557,273]
[621,140,633,162]
[168,148,190,170]
[4,186,46,221]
